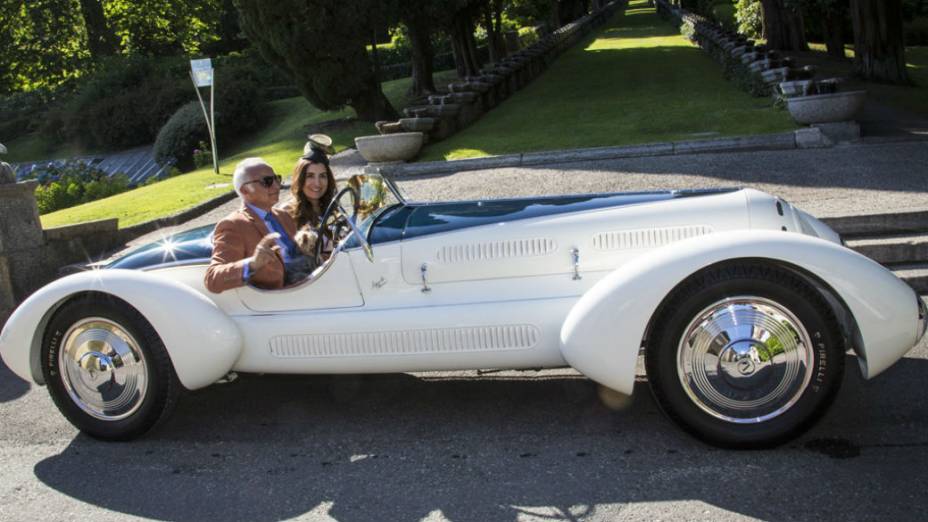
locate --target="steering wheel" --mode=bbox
[316,186,374,262]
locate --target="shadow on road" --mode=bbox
[31,353,928,521]
[0,352,30,403]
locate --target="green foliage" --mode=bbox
[518,26,541,46]
[192,141,213,168]
[46,55,190,150]
[154,102,206,170]
[680,20,697,41]
[734,0,763,39]
[0,0,248,95]
[31,161,131,214]
[235,0,397,120]
[0,0,91,94]
[505,0,554,28]
[0,88,60,141]
[710,2,737,30]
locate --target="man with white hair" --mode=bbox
[204,157,299,293]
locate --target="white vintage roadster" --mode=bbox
[1,174,925,448]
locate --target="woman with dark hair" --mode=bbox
[288,149,337,230]
[283,139,337,285]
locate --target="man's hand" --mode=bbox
[250,233,281,272]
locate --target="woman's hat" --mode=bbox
[302,134,333,165]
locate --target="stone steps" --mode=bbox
[823,211,928,294]
[845,232,928,266]
[821,210,928,238]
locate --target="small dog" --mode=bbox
[284,225,321,286]
[293,225,319,258]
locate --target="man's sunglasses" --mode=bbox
[243,175,282,188]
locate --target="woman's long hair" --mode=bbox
[289,158,337,229]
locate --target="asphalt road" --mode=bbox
[2,333,927,521]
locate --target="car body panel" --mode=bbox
[561,230,919,394]
[0,270,242,390]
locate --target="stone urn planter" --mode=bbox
[785,90,867,125]
[354,132,424,164]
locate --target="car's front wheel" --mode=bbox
[41,294,181,441]
[646,263,844,448]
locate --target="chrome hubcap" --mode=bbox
[677,297,813,424]
[59,318,148,421]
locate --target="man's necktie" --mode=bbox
[264,212,299,259]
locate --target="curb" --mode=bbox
[376,129,825,177]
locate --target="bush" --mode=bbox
[193,141,213,168]
[153,68,263,170]
[734,0,763,39]
[31,161,131,214]
[153,102,207,171]
[44,55,191,151]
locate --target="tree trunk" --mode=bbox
[451,9,480,78]
[407,18,436,96]
[850,0,910,83]
[351,80,399,121]
[78,0,117,58]
[483,1,506,63]
[821,11,846,59]
[759,0,807,51]
[549,0,561,30]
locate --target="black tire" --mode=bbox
[41,294,181,441]
[645,263,844,449]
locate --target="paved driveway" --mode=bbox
[2,334,927,521]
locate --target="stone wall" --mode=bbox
[0,181,124,326]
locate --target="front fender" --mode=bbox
[560,230,919,395]
[0,269,242,390]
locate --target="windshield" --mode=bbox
[347,173,403,242]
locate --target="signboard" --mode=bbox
[190,58,214,87]
[189,58,218,173]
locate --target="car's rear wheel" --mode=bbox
[41,295,181,441]
[645,263,844,448]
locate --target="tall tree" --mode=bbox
[405,15,438,95]
[0,0,91,94]
[77,0,118,58]
[483,0,508,63]
[850,0,909,83]
[234,0,398,121]
[759,0,807,50]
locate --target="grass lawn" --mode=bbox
[420,0,796,161]
[39,71,455,229]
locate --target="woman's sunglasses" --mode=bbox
[243,174,282,188]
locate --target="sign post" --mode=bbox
[189,58,218,174]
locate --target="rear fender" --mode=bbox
[0,269,242,390]
[559,230,919,395]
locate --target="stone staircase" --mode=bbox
[822,210,928,294]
